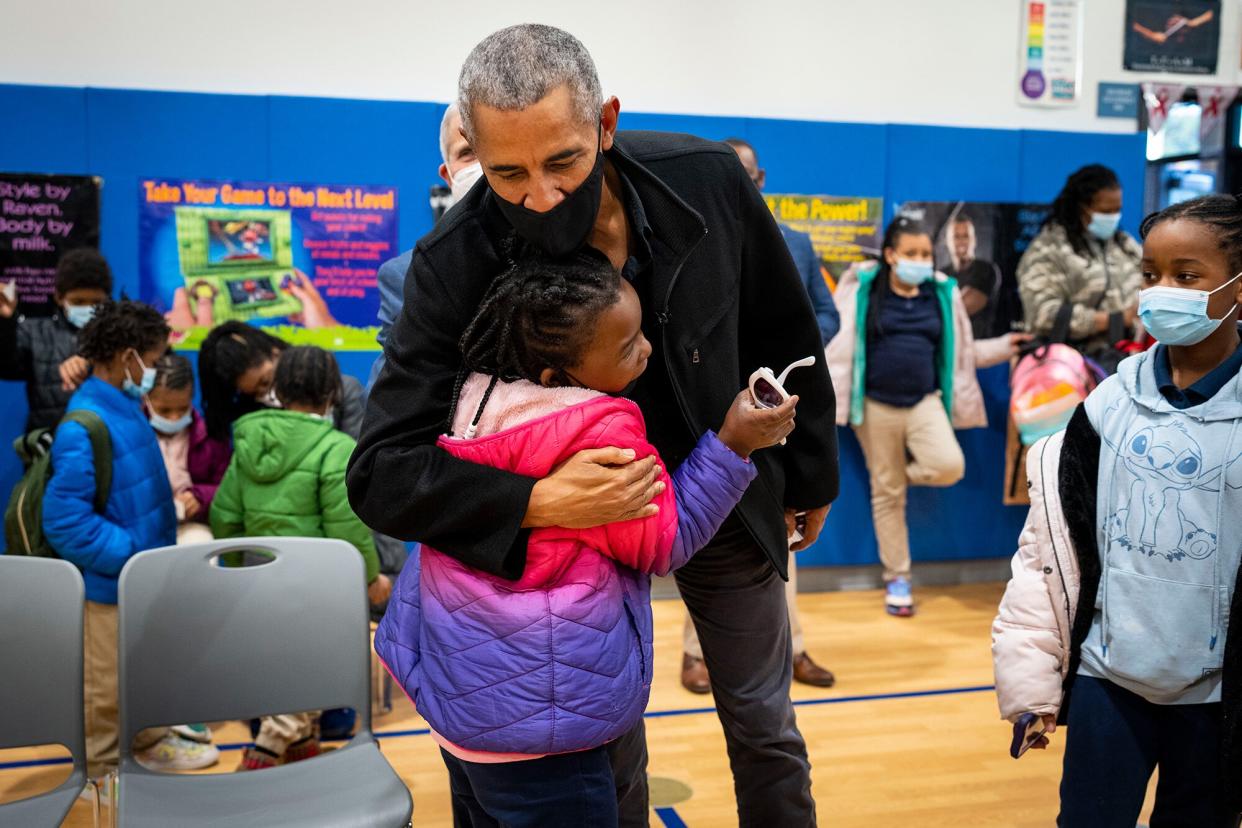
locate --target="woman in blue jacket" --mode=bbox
[43,300,217,779]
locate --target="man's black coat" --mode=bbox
[348,131,839,580]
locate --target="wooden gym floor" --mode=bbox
[0,583,1158,826]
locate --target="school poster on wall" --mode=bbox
[1124,0,1220,74]
[0,173,101,316]
[764,194,883,290]
[895,201,1051,339]
[138,178,398,349]
[1017,0,1084,107]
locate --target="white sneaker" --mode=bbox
[135,734,220,771]
[171,723,214,744]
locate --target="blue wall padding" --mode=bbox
[0,83,1146,564]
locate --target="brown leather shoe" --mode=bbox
[681,653,711,694]
[792,651,836,687]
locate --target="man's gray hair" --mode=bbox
[439,103,459,166]
[457,24,603,140]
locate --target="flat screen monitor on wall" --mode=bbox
[1148,102,1202,161]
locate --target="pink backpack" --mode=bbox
[1010,344,1100,446]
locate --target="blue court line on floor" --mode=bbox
[0,684,994,772]
[655,805,688,827]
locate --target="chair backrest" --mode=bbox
[117,537,371,754]
[0,556,85,758]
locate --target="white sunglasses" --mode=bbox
[748,355,816,446]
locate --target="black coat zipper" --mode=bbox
[657,225,709,436]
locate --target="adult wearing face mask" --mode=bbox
[366,104,481,393]
[198,321,366,441]
[353,25,837,826]
[0,248,113,432]
[827,217,1023,616]
[1018,165,1143,373]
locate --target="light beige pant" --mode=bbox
[83,601,168,777]
[255,712,320,756]
[684,556,804,658]
[853,394,965,581]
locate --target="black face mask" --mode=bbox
[491,141,606,258]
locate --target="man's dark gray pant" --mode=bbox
[675,514,815,827]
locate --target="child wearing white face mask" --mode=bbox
[992,194,1242,825]
[145,352,230,544]
[44,301,222,777]
[827,216,1026,615]
[211,345,388,770]
[0,248,114,433]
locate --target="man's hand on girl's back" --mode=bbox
[523,448,664,530]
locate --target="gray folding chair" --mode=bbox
[115,538,412,827]
[0,556,88,827]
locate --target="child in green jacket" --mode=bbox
[211,345,390,770]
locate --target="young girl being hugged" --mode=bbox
[146,352,230,544]
[375,248,797,826]
[827,216,1023,616]
[993,195,1242,826]
[211,345,390,770]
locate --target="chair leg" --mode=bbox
[90,777,101,828]
[87,771,117,828]
[372,650,393,716]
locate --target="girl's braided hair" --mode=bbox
[1140,194,1242,273]
[274,345,342,411]
[448,242,622,429]
[153,351,194,393]
[1045,164,1121,258]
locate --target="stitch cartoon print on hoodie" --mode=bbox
[1080,350,1242,705]
[1103,412,1242,561]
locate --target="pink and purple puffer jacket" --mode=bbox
[375,374,755,756]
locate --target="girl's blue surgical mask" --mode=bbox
[122,349,157,399]
[1139,272,1242,347]
[64,303,97,329]
[1087,212,1121,241]
[894,259,933,286]
[149,410,193,435]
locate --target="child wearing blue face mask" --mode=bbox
[44,300,220,778]
[992,194,1242,824]
[146,352,230,544]
[827,216,1026,615]
[0,248,114,433]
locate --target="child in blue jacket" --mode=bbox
[43,300,217,778]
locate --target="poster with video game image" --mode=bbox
[763,193,883,291]
[0,172,101,317]
[894,201,1050,340]
[138,178,398,349]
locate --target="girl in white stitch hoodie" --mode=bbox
[993,194,1242,826]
